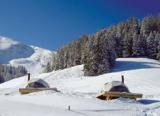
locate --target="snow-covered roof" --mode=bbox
[104,81,128,92]
[27,79,49,88]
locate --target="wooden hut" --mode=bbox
[96,76,143,100]
[19,74,59,94]
[104,81,130,93]
[26,79,50,88]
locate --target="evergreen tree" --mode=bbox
[122,33,133,57]
[146,32,157,59]
[156,33,160,60]
[132,33,146,57]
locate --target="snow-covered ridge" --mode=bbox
[10,46,54,74]
[0,36,55,74]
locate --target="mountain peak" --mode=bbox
[0,36,54,75]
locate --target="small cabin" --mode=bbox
[26,79,50,88]
[96,75,143,100]
[104,81,129,93]
[19,73,59,94]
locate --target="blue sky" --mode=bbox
[0,0,159,50]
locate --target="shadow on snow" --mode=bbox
[113,60,160,72]
[138,99,160,105]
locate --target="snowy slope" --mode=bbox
[0,36,55,74]
[0,58,160,116]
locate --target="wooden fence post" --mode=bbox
[68,105,71,111]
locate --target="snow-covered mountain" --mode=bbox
[0,36,55,74]
[0,58,160,116]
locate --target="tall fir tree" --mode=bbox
[146,32,157,59]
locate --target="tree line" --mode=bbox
[0,64,27,83]
[47,15,160,76]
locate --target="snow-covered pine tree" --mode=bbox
[122,33,133,57]
[156,33,160,60]
[84,29,116,76]
[84,35,99,76]
[146,32,157,59]
[132,33,146,57]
